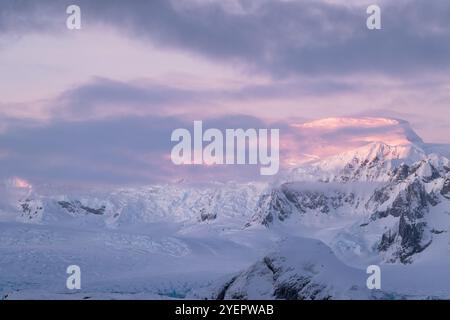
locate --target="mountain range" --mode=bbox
[1,117,450,299]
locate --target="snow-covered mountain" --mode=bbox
[1,180,266,227]
[193,237,376,300]
[251,144,450,264]
[2,117,450,299]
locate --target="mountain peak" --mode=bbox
[284,117,426,168]
[318,141,426,168]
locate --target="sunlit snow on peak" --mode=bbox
[283,117,425,167]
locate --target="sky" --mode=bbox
[1,0,450,187]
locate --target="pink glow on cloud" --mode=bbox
[8,177,32,189]
[0,28,265,104]
[1,24,449,146]
[280,117,423,168]
[160,117,424,178]
[295,117,400,130]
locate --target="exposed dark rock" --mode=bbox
[216,276,238,300]
[200,209,217,221]
[256,189,293,226]
[58,200,105,215]
[255,183,356,225]
[80,205,105,215]
[18,199,42,219]
[397,217,430,263]
[441,176,450,199]
[274,276,312,300]
[57,201,77,213]
[378,229,396,251]
[392,164,410,182]
[423,163,442,183]
[373,178,434,263]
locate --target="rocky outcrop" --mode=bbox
[196,238,371,300]
[18,199,44,221]
[367,161,443,263]
[253,182,357,226]
[254,153,449,264]
[441,175,450,199]
[58,200,106,215]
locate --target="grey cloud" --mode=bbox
[0,112,282,186]
[2,0,450,77]
[56,78,199,118]
[49,77,359,121]
[0,115,182,185]
[0,0,62,34]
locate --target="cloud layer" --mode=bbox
[1,0,450,186]
[3,0,450,76]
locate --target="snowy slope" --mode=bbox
[193,237,375,300]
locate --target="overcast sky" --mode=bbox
[1,0,450,186]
